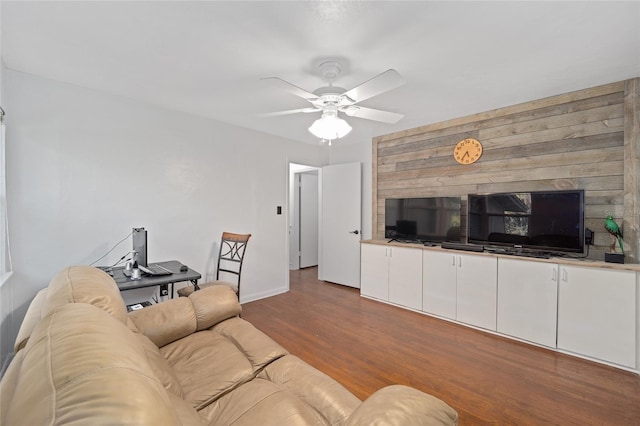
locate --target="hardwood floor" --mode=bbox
[242,267,640,425]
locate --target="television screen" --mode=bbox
[467,190,585,253]
[385,197,461,243]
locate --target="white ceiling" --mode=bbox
[3,1,639,146]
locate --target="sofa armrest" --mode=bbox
[128,284,241,347]
[14,289,48,353]
[345,385,458,426]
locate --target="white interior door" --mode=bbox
[300,172,318,268]
[319,162,361,288]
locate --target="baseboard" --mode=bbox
[240,286,288,304]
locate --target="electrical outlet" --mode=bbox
[585,228,594,245]
[160,284,169,297]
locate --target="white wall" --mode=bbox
[2,70,328,361]
[329,140,373,240]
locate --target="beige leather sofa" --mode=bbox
[0,266,458,425]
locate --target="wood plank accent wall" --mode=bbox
[372,78,640,262]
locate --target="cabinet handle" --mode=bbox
[458,256,462,268]
[452,256,456,266]
[561,268,568,282]
[552,269,557,282]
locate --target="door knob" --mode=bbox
[350,230,360,235]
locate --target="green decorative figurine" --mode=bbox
[604,215,624,254]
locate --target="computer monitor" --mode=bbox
[132,227,147,266]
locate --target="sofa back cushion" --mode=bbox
[129,284,242,348]
[134,330,186,398]
[43,265,128,323]
[161,317,289,410]
[1,303,196,425]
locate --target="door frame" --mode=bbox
[290,169,319,270]
[288,163,322,276]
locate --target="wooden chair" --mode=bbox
[177,232,251,299]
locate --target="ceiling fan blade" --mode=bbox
[341,106,404,124]
[342,69,405,104]
[261,77,318,101]
[258,107,321,117]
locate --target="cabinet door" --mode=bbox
[497,258,558,347]
[456,254,498,330]
[423,250,457,319]
[388,247,423,310]
[360,244,389,301]
[557,265,636,368]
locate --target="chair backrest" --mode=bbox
[216,232,251,297]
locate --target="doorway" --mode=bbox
[289,164,320,271]
[287,162,362,289]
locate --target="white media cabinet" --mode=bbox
[360,240,639,373]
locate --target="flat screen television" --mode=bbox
[467,190,585,254]
[385,197,461,243]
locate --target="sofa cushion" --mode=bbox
[3,303,193,425]
[129,284,242,348]
[258,355,361,425]
[200,378,330,426]
[43,265,128,323]
[344,385,459,426]
[211,317,289,370]
[162,330,256,409]
[190,284,242,329]
[134,331,185,398]
[161,317,288,410]
[130,297,198,346]
[168,393,207,426]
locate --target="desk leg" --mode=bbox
[170,283,174,299]
[192,279,200,291]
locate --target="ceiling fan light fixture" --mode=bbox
[308,111,352,141]
[264,63,405,142]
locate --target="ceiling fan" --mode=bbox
[260,61,405,142]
